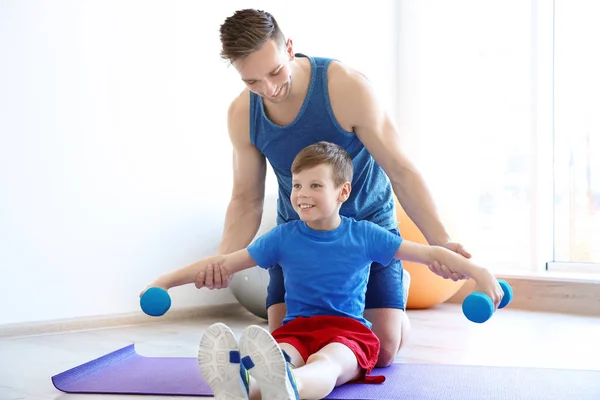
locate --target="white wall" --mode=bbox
[0,0,396,325]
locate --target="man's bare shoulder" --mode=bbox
[228,88,251,121]
[327,61,372,95]
[227,89,251,145]
[327,61,378,129]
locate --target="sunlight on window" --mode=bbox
[397,1,534,272]
[554,0,600,263]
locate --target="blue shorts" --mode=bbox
[266,228,407,311]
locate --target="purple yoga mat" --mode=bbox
[52,344,600,399]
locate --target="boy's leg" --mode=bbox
[364,254,412,367]
[239,325,300,400]
[292,342,362,399]
[197,322,250,400]
[278,343,306,368]
[239,325,358,400]
[266,264,286,332]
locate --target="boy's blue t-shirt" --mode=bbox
[246,216,403,328]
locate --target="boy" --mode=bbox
[142,142,503,400]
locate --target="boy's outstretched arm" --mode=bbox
[394,241,504,308]
[141,249,257,295]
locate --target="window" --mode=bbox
[395,0,600,274]
[396,1,536,273]
[552,0,600,269]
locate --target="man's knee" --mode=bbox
[376,329,408,367]
[376,346,397,368]
[368,309,411,367]
[267,303,286,332]
[266,264,286,332]
[266,266,285,303]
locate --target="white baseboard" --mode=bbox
[446,273,600,317]
[0,302,249,339]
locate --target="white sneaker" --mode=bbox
[197,322,250,400]
[239,325,300,400]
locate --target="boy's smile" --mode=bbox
[291,164,350,231]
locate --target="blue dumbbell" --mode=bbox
[140,287,171,317]
[462,279,513,323]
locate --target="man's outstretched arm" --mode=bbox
[202,91,267,289]
[329,64,471,260]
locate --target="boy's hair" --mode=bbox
[292,142,353,187]
[219,9,286,63]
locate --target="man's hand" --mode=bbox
[428,261,468,281]
[442,240,471,259]
[194,262,234,290]
[428,241,472,281]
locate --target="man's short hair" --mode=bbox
[219,9,286,63]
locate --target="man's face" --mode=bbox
[233,39,294,103]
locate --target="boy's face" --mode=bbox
[290,164,350,228]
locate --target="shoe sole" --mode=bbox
[198,322,248,400]
[239,325,297,400]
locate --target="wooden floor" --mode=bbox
[1,303,599,399]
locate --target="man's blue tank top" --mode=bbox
[249,54,397,230]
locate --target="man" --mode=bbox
[198,9,471,367]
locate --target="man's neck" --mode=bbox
[286,57,309,104]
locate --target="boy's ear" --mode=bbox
[338,182,352,203]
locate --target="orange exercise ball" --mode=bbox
[395,198,466,309]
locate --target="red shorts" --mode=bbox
[271,315,381,376]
